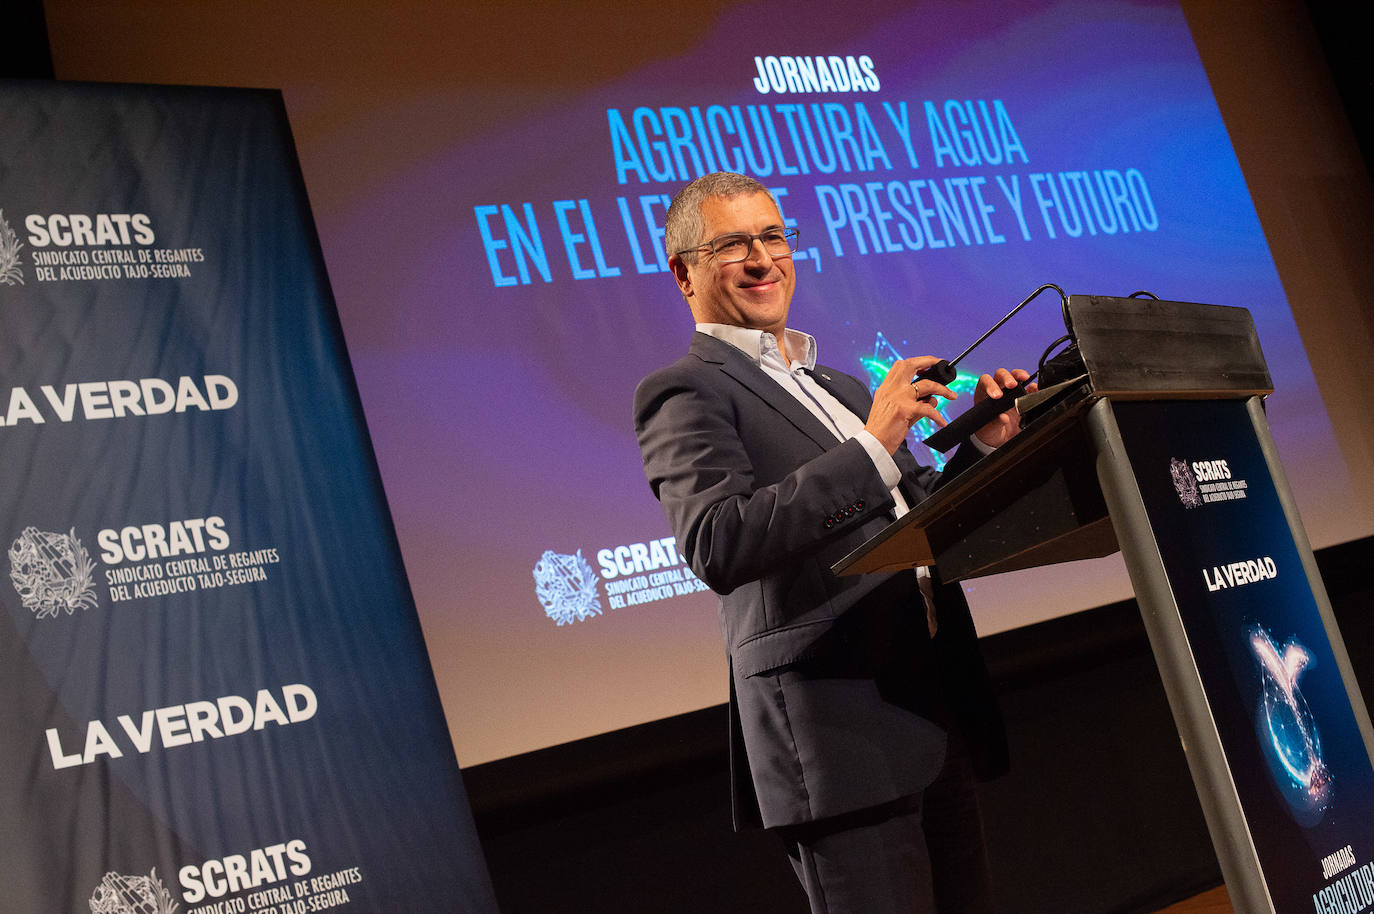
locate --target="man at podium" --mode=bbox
[634,171,1033,913]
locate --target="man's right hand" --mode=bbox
[864,357,956,454]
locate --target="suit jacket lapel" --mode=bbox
[805,364,866,418]
[690,332,841,453]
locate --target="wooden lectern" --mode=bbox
[834,296,1374,913]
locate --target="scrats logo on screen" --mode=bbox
[532,534,711,626]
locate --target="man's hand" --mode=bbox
[972,368,1036,448]
[864,357,956,454]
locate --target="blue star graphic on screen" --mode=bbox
[1249,625,1332,822]
[860,332,979,471]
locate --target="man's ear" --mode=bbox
[669,253,693,300]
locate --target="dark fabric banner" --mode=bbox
[0,81,496,912]
[1115,400,1374,913]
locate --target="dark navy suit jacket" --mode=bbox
[635,331,1006,829]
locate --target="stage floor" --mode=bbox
[1158,885,1232,912]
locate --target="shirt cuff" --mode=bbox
[968,433,998,456]
[855,429,903,490]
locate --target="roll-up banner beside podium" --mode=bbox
[0,81,497,912]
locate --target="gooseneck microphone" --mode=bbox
[916,284,1068,452]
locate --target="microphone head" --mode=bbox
[915,360,956,386]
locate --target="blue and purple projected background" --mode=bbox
[49,0,1360,764]
[329,0,1352,763]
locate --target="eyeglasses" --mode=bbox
[678,228,799,264]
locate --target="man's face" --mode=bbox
[671,192,795,336]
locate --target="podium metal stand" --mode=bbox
[834,296,1374,913]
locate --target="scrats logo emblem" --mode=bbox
[0,208,24,286]
[1170,458,1201,508]
[89,868,179,914]
[532,549,603,625]
[1171,456,1247,507]
[533,536,710,624]
[8,526,99,618]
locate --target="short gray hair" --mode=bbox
[664,172,778,262]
